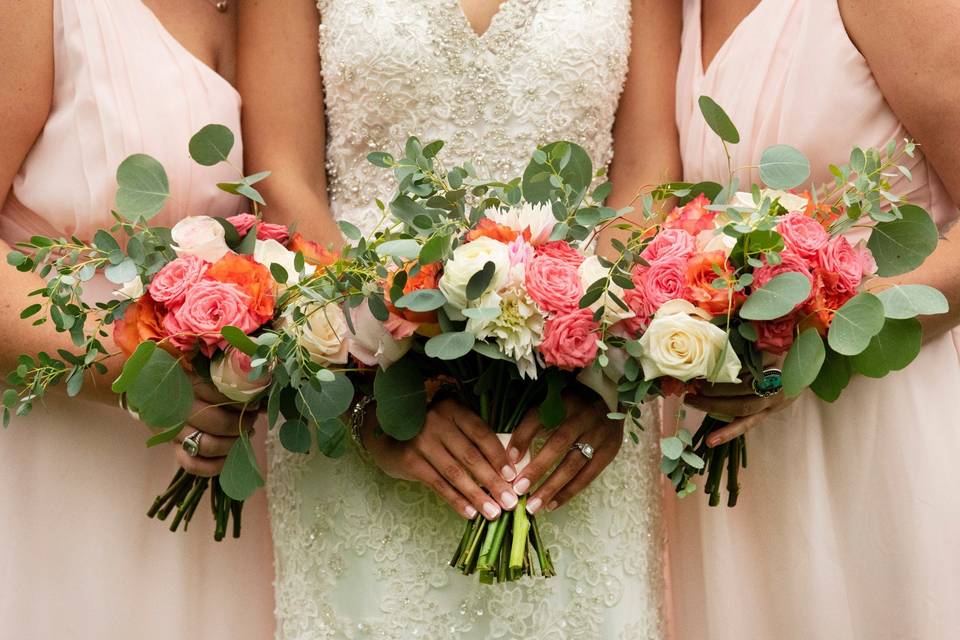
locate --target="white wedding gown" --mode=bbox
[267,2,665,638]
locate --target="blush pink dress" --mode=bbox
[666,1,960,639]
[0,1,274,638]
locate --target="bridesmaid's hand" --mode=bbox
[683,379,796,447]
[170,381,258,477]
[507,390,622,515]
[363,398,518,521]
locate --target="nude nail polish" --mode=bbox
[509,447,521,463]
[501,465,517,481]
[526,497,543,514]
[501,491,518,510]
[465,505,478,519]
[547,501,558,511]
[483,502,501,520]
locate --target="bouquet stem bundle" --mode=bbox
[690,416,746,507]
[147,470,242,540]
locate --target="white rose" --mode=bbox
[253,239,315,284]
[485,202,557,246]
[733,190,808,214]
[348,303,411,370]
[577,255,635,324]
[637,299,741,383]
[282,302,350,366]
[211,348,271,403]
[438,236,511,309]
[171,216,230,263]
[114,276,144,300]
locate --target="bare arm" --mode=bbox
[600,0,683,256]
[237,0,342,247]
[841,0,960,339]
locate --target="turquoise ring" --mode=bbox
[752,368,783,398]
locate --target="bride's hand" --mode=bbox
[363,398,519,521]
[170,381,258,477]
[507,390,622,515]
[683,379,795,447]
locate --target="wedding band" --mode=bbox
[182,430,203,458]
[752,368,784,398]
[572,442,594,460]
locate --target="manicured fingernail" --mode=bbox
[547,501,558,511]
[501,465,517,481]
[513,478,531,495]
[465,505,478,519]
[509,447,521,463]
[483,502,501,520]
[526,497,542,514]
[501,491,518,510]
[707,436,721,448]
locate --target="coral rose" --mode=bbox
[113,297,169,358]
[288,233,339,267]
[641,228,696,263]
[207,253,276,324]
[621,265,651,336]
[539,309,600,370]
[387,262,443,324]
[466,217,521,244]
[525,255,583,315]
[664,194,717,236]
[753,315,798,356]
[148,255,208,308]
[816,235,866,294]
[163,280,259,356]
[777,212,830,260]
[685,251,745,316]
[225,213,290,244]
[534,240,584,267]
[640,256,688,316]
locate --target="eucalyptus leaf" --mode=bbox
[867,205,938,276]
[220,436,264,502]
[660,437,684,460]
[115,154,169,221]
[221,326,259,356]
[296,374,354,423]
[126,349,193,429]
[111,341,157,393]
[424,331,476,360]
[394,288,446,312]
[104,259,138,285]
[828,293,886,356]
[876,284,949,319]
[810,347,852,403]
[782,329,825,397]
[740,272,812,321]
[374,357,427,441]
[850,317,922,378]
[279,420,312,454]
[465,261,496,301]
[759,144,811,190]
[316,418,348,458]
[377,239,421,260]
[188,124,235,166]
[698,96,740,144]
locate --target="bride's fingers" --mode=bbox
[448,406,516,482]
[440,429,518,510]
[409,458,477,520]
[416,438,502,521]
[174,446,226,477]
[684,393,769,418]
[173,429,236,458]
[512,420,581,496]
[188,401,257,437]
[707,410,771,447]
[548,426,621,510]
[506,409,542,464]
[524,448,589,514]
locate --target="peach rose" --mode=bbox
[664,194,717,236]
[207,253,276,324]
[163,280,259,356]
[777,212,830,260]
[641,228,696,263]
[685,251,745,317]
[113,297,169,358]
[539,309,600,370]
[525,255,583,315]
[288,233,339,267]
[535,240,584,268]
[148,255,208,308]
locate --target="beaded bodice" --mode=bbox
[266,2,666,638]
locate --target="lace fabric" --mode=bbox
[268,1,665,637]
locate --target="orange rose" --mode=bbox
[801,191,842,230]
[207,253,275,323]
[288,233,339,267]
[386,262,442,324]
[466,218,520,244]
[685,251,745,316]
[113,297,170,358]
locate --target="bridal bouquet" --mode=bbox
[3,124,350,540]
[609,98,948,506]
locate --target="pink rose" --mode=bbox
[753,315,798,356]
[384,312,420,340]
[640,256,689,316]
[148,255,208,308]
[664,194,717,236]
[348,304,411,369]
[621,265,651,336]
[641,228,696,263]
[163,280,259,356]
[526,255,583,315]
[534,241,584,268]
[753,250,815,308]
[777,212,830,259]
[816,236,864,294]
[226,213,290,244]
[539,309,600,370]
[855,242,877,277]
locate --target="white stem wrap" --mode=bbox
[497,433,531,475]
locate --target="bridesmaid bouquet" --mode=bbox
[609,98,949,506]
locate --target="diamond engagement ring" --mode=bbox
[572,442,595,460]
[182,430,203,458]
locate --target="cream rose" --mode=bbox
[438,236,511,309]
[637,299,741,383]
[171,216,231,263]
[211,348,272,403]
[348,303,412,370]
[578,255,635,324]
[253,239,315,285]
[733,189,808,214]
[282,302,350,366]
[114,276,144,300]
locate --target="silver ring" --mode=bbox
[752,368,784,399]
[182,430,203,458]
[572,442,594,460]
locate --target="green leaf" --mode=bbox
[539,370,567,428]
[188,124,235,166]
[680,450,706,470]
[876,284,949,319]
[65,367,84,397]
[20,304,42,320]
[367,151,395,168]
[220,436,264,502]
[472,341,507,361]
[850,317,922,378]
[867,204,938,276]
[522,141,592,203]
[2,388,18,409]
[104,258,137,285]
[367,294,390,322]
[424,331,476,360]
[111,341,157,393]
[6,250,27,267]
[377,239,421,259]
[660,436,684,460]
[419,233,449,264]
[145,423,186,448]
[828,293,886,356]
[279,420,312,454]
[374,356,427,440]
[740,272,812,321]
[698,96,741,144]
[115,154,170,221]
[782,329,825,397]
[338,220,362,241]
[295,374,354,423]
[236,223,259,255]
[394,288,446,312]
[759,144,811,190]
[465,261,496,301]
[93,229,121,255]
[221,326,258,356]
[810,347,852,402]
[270,263,289,284]
[316,418,348,458]
[126,349,193,429]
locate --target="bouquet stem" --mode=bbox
[147,470,243,540]
[680,415,746,507]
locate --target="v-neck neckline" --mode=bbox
[455,0,516,41]
[697,0,768,77]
